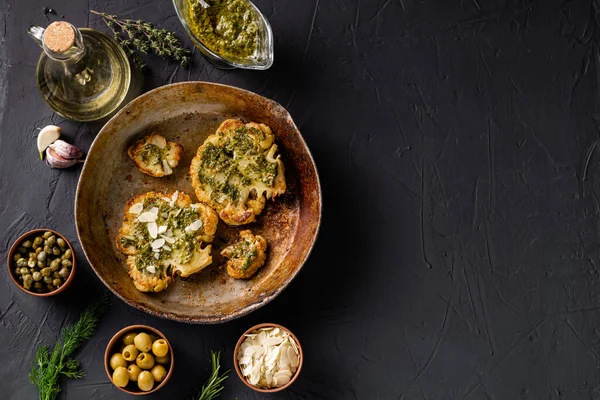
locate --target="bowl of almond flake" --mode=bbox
[234,323,303,392]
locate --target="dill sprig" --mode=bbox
[29,294,110,400]
[90,10,191,70]
[195,351,230,400]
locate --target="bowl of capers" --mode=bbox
[104,325,174,395]
[8,229,76,296]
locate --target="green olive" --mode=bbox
[127,364,142,381]
[109,353,127,370]
[150,365,167,383]
[43,231,52,239]
[22,240,32,248]
[33,236,43,246]
[136,352,155,370]
[112,366,129,388]
[151,340,169,358]
[122,332,137,346]
[32,271,42,282]
[52,279,62,287]
[134,333,152,352]
[137,371,154,391]
[122,344,139,362]
[63,249,72,260]
[16,258,27,268]
[155,354,170,365]
[41,268,51,277]
[57,238,66,248]
[43,276,53,284]
[58,268,70,279]
[61,259,72,268]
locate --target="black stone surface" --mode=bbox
[2,0,600,398]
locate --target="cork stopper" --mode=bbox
[43,21,75,53]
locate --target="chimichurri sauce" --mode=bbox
[187,0,260,60]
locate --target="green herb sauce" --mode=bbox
[187,0,260,60]
[141,144,164,166]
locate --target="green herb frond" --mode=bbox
[195,351,230,400]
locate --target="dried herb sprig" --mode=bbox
[29,294,110,400]
[194,351,230,400]
[90,10,191,70]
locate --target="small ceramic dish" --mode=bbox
[104,325,174,395]
[172,0,274,70]
[234,323,303,393]
[7,229,76,297]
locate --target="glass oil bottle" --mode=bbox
[28,21,131,122]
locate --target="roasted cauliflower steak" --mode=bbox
[221,229,268,279]
[190,119,286,226]
[128,133,183,177]
[116,191,218,293]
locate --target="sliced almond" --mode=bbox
[138,212,157,222]
[147,222,158,239]
[129,202,143,214]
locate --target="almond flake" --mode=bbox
[163,244,172,252]
[154,253,160,260]
[146,265,156,273]
[170,191,179,206]
[151,238,165,249]
[129,203,143,214]
[157,225,167,234]
[184,219,203,233]
[161,235,175,244]
[150,207,159,215]
[147,222,158,239]
[138,212,157,222]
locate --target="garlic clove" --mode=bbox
[46,147,80,169]
[37,125,61,159]
[48,139,83,160]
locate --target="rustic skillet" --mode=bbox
[75,82,321,323]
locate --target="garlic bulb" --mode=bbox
[45,147,82,169]
[48,140,83,159]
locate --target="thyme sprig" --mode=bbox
[91,10,191,70]
[29,294,110,400]
[194,351,230,400]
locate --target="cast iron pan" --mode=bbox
[75,82,321,324]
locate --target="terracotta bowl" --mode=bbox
[234,323,303,393]
[104,325,174,395]
[7,229,76,297]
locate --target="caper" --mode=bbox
[61,259,72,268]
[27,259,36,268]
[43,231,52,239]
[58,268,70,278]
[33,236,43,246]
[57,238,66,248]
[52,279,62,287]
[43,245,51,254]
[32,271,42,281]
[14,268,21,276]
[52,272,61,279]
[20,267,29,275]
[34,282,43,290]
[52,247,61,256]
[24,281,32,290]
[23,274,33,285]
[47,235,56,246]
[35,247,42,254]
[46,284,54,291]
[18,246,27,254]
[43,276,53,284]
[22,240,32,249]
[41,267,51,277]
[29,252,36,260]
[50,260,60,271]
[16,258,27,268]
[63,249,72,260]
[37,260,46,268]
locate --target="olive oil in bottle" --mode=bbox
[28,21,131,122]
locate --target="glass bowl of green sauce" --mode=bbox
[173,0,274,70]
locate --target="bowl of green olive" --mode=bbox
[8,229,76,296]
[104,325,174,395]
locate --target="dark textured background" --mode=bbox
[2,0,600,399]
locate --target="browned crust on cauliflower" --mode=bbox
[221,230,268,279]
[190,119,286,226]
[128,133,183,177]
